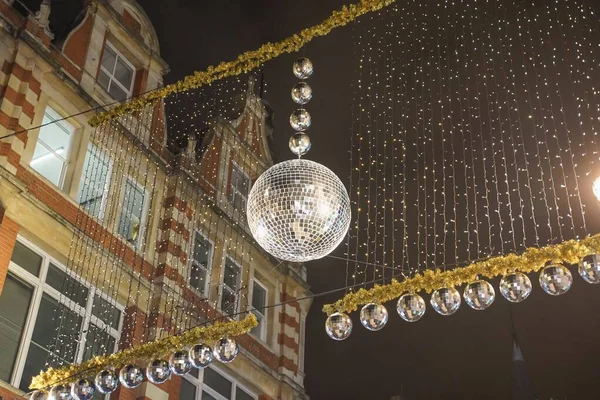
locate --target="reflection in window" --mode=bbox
[190,234,213,296]
[229,164,250,212]
[31,107,73,188]
[221,258,241,316]
[98,43,135,101]
[118,179,147,248]
[78,145,111,219]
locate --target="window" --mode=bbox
[98,43,135,101]
[0,238,122,391]
[250,280,267,341]
[220,257,241,316]
[78,144,112,220]
[30,107,74,188]
[190,232,213,297]
[229,164,250,212]
[117,178,148,249]
[180,367,256,400]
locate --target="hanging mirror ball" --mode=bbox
[119,364,144,389]
[70,379,95,400]
[578,254,600,284]
[291,82,313,104]
[146,359,171,384]
[539,264,573,296]
[169,350,192,375]
[463,280,495,310]
[189,343,213,368]
[499,272,532,303]
[49,385,71,400]
[292,57,314,79]
[213,338,239,363]
[289,132,311,156]
[396,293,426,322]
[325,312,353,340]
[359,303,388,331]
[30,390,47,400]
[430,287,461,316]
[290,109,311,131]
[94,369,119,394]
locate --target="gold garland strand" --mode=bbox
[30,314,257,390]
[322,234,600,316]
[88,0,396,127]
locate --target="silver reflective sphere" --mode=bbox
[189,344,213,369]
[30,391,47,400]
[289,132,311,156]
[359,303,388,331]
[292,57,313,79]
[463,280,495,310]
[396,293,426,322]
[539,264,572,295]
[94,369,118,394]
[49,385,71,400]
[169,350,192,375]
[146,359,171,384]
[291,82,313,104]
[70,379,95,400]
[213,338,239,363]
[579,254,600,284]
[430,287,461,316]
[325,312,352,341]
[119,364,143,389]
[290,109,311,131]
[499,273,532,303]
[247,159,351,262]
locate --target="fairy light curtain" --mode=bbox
[343,0,600,291]
[40,74,267,383]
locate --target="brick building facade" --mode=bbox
[0,1,311,399]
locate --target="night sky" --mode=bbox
[135,1,600,399]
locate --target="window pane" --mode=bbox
[223,259,240,290]
[203,368,231,398]
[114,58,133,89]
[188,368,199,379]
[220,290,237,315]
[190,235,212,293]
[98,69,111,92]
[101,46,117,73]
[190,264,207,293]
[180,378,197,400]
[20,294,82,391]
[236,388,254,400]
[0,275,33,382]
[45,263,88,308]
[31,109,72,187]
[108,83,128,102]
[252,282,266,310]
[250,312,263,339]
[201,392,217,400]
[82,324,116,362]
[78,146,111,219]
[193,235,212,267]
[11,241,42,276]
[118,180,146,247]
[31,145,64,187]
[92,295,121,330]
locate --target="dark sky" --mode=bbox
[138,1,600,399]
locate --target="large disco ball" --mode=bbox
[247,159,351,262]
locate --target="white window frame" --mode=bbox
[181,366,257,400]
[78,143,113,221]
[118,176,150,250]
[30,106,75,189]
[219,255,242,318]
[98,41,136,100]
[4,237,123,390]
[188,230,214,298]
[249,279,268,342]
[228,162,251,211]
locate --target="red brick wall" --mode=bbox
[0,209,19,296]
[62,12,94,69]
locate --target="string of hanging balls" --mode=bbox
[324,244,600,341]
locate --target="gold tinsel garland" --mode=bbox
[30,314,257,390]
[322,234,600,316]
[88,0,396,127]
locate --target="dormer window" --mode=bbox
[98,42,135,101]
